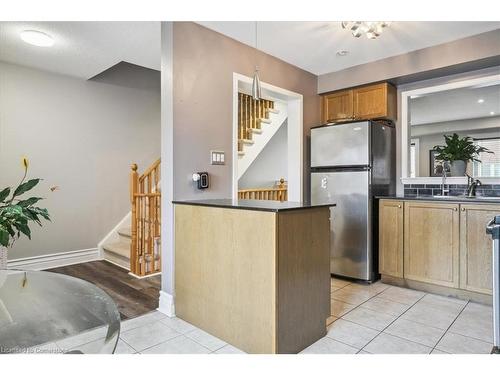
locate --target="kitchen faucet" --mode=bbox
[466,173,482,197]
[441,161,449,196]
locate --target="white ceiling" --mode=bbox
[0,22,161,79]
[197,21,500,75]
[410,83,500,125]
[1,22,498,80]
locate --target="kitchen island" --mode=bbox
[173,199,334,354]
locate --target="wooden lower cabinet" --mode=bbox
[379,199,498,297]
[378,199,404,278]
[403,201,460,288]
[459,204,495,295]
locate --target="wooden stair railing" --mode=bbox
[238,93,275,152]
[130,159,161,277]
[238,178,288,202]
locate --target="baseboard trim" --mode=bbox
[7,248,100,271]
[128,271,162,279]
[158,290,175,317]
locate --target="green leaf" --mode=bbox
[0,187,10,203]
[18,197,43,207]
[0,227,9,247]
[22,208,41,226]
[4,223,15,237]
[30,207,50,221]
[13,222,31,240]
[13,179,40,198]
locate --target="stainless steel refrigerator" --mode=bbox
[310,121,395,281]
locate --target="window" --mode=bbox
[472,137,500,177]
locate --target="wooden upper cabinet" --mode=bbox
[353,83,396,121]
[459,204,495,295]
[321,82,396,123]
[403,201,460,288]
[378,199,404,278]
[322,90,353,123]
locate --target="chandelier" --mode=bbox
[341,21,391,39]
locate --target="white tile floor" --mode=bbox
[37,278,494,354]
[303,278,494,354]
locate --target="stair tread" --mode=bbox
[103,241,130,259]
[259,118,272,124]
[118,227,132,238]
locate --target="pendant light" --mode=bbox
[252,21,262,101]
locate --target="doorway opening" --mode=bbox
[232,73,303,202]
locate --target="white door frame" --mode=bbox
[231,73,303,202]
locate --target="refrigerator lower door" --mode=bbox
[311,170,372,280]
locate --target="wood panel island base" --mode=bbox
[173,200,334,354]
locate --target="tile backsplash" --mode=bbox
[404,184,500,197]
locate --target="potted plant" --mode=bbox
[0,158,51,269]
[432,133,493,177]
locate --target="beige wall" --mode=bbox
[0,62,160,259]
[318,29,500,93]
[173,22,320,201]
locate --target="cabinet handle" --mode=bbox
[461,207,465,211]
[453,207,458,211]
[398,205,401,208]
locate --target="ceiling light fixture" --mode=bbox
[491,111,496,115]
[336,50,349,57]
[20,30,54,47]
[477,98,485,103]
[341,21,391,39]
[251,21,262,101]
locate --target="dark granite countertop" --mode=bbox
[376,195,500,204]
[173,199,336,212]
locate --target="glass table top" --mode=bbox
[0,269,120,354]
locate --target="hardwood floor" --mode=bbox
[48,260,161,320]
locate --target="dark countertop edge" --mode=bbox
[172,200,336,213]
[375,196,500,204]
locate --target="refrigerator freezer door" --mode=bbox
[311,122,370,168]
[311,170,371,280]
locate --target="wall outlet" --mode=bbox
[210,150,225,165]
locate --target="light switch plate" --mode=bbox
[210,150,225,165]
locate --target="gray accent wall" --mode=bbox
[238,122,288,189]
[0,61,160,260]
[172,22,320,201]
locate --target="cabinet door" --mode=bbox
[404,201,460,288]
[459,204,496,295]
[353,83,395,121]
[379,200,404,278]
[322,90,353,123]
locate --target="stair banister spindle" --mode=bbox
[130,164,139,275]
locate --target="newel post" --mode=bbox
[130,164,139,274]
[278,178,286,202]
